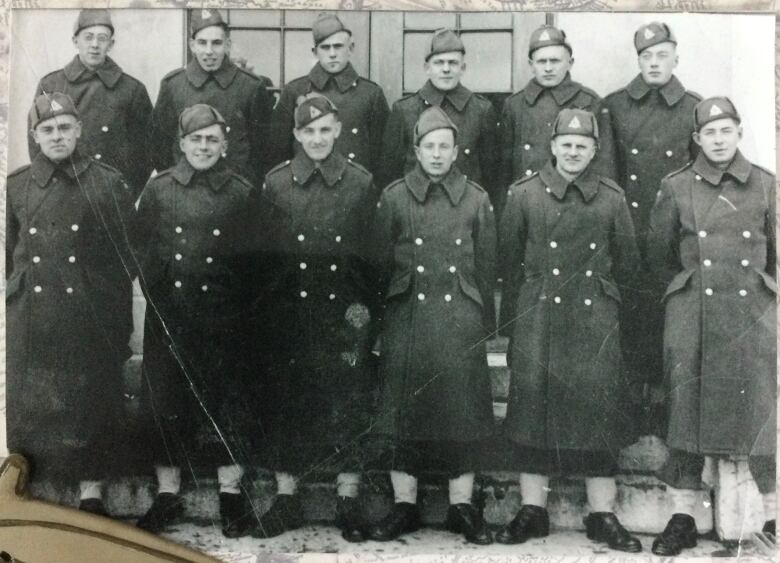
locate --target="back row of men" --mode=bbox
[7,8,775,556]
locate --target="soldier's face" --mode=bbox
[179,123,227,170]
[314,31,354,74]
[550,134,597,177]
[32,114,82,162]
[293,113,342,162]
[415,128,458,180]
[425,52,465,92]
[638,42,678,86]
[190,26,231,72]
[693,117,742,166]
[529,45,572,88]
[73,25,114,70]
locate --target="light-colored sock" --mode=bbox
[585,477,617,513]
[519,473,550,508]
[79,480,103,501]
[448,472,475,505]
[156,465,181,495]
[762,491,776,522]
[390,470,418,504]
[275,472,298,495]
[667,486,697,516]
[217,464,245,494]
[336,472,361,498]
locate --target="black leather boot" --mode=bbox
[445,503,493,544]
[367,502,421,541]
[137,493,185,533]
[251,494,304,538]
[220,492,256,538]
[495,504,549,544]
[79,498,108,517]
[584,512,642,553]
[335,496,366,543]
[651,513,697,556]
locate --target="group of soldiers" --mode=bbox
[5,8,776,556]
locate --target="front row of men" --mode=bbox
[6,88,775,554]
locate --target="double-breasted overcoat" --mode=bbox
[6,151,136,479]
[499,160,639,452]
[648,151,776,457]
[373,164,496,443]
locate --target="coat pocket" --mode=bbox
[662,269,695,302]
[458,272,484,306]
[386,272,411,299]
[598,276,622,303]
[755,268,777,294]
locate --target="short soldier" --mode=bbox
[134,105,258,538]
[267,13,389,177]
[380,29,498,203]
[368,106,496,545]
[497,109,642,552]
[7,93,136,516]
[150,9,273,186]
[498,24,604,217]
[30,9,154,198]
[648,97,776,555]
[598,23,702,427]
[254,94,378,542]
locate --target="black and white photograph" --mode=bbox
[0,1,777,561]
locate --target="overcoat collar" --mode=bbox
[63,55,122,89]
[309,62,359,93]
[419,80,472,112]
[171,157,232,192]
[186,57,238,89]
[692,149,752,186]
[405,163,466,205]
[290,150,347,187]
[626,73,685,106]
[540,159,600,203]
[524,73,580,106]
[30,150,91,188]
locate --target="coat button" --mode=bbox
[455,238,462,245]
[589,242,596,250]
[68,256,76,263]
[695,175,702,181]
[742,231,751,239]
[585,270,593,277]
[552,268,560,276]
[352,128,358,134]
[201,285,208,292]
[175,253,182,260]
[703,259,712,267]
[34,285,42,293]
[212,229,220,236]
[298,234,305,241]
[71,224,79,231]
[94,154,101,160]
[330,264,338,271]
[631,148,638,155]
[666,150,673,157]
[335,235,342,242]
[584,298,592,306]
[300,290,307,298]
[32,256,41,263]
[741,259,749,266]
[415,237,423,246]
[175,226,183,233]
[524,144,531,150]
[444,294,452,302]
[101,126,109,132]
[66,287,73,294]
[525,169,533,176]
[206,257,213,263]
[631,201,639,208]
[174,280,182,288]
[705,287,713,296]
[449,266,456,273]
[226,126,231,133]
[630,174,637,181]
[329,293,336,300]
[417,265,425,273]
[739,289,747,296]
[29,227,37,235]
[698,230,707,238]
[553,296,561,303]
[417,293,425,301]
[464,148,471,155]
[299,262,307,270]
[550,241,557,248]
[545,187,551,193]
[348,153,355,159]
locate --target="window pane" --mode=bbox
[404,12,456,30]
[284,10,321,28]
[403,32,429,92]
[230,30,281,87]
[460,12,512,29]
[229,10,280,27]
[284,30,317,85]
[460,32,512,92]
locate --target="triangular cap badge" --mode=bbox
[201,9,211,19]
[568,116,581,129]
[310,106,322,119]
[539,30,551,41]
[643,27,655,39]
[50,100,63,112]
[709,104,723,117]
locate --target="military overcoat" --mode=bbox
[6,152,135,479]
[499,161,639,452]
[134,158,257,465]
[30,56,154,198]
[373,164,496,443]
[266,63,389,176]
[648,151,776,457]
[150,58,273,186]
[381,81,498,201]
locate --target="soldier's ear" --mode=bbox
[179,136,187,154]
[293,127,303,144]
[31,128,40,145]
[333,120,342,139]
[74,120,83,140]
[348,39,355,53]
[692,131,702,147]
[107,36,115,53]
[737,124,743,140]
[221,138,228,158]
[414,144,422,162]
[452,144,459,162]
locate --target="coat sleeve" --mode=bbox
[609,193,641,287]
[378,102,408,191]
[497,186,526,336]
[764,174,776,277]
[369,88,390,179]
[593,100,618,182]
[478,102,500,209]
[647,180,682,289]
[6,189,19,280]
[250,82,275,184]
[266,86,296,173]
[132,179,161,292]
[497,99,515,212]
[474,192,497,333]
[127,83,155,199]
[149,80,177,175]
[372,189,396,315]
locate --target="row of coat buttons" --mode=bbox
[175,226,221,236]
[542,295,593,306]
[299,262,338,271]
[415,237,463,246]
[417,293,453,302]
[416,265,457,274]
[174,254,214,263]
[704,288,750,297]
[549,241,598,250]
[698,230,752,239]
[173,281,210,291]
[549,268,594,277]
[297,234,342,243]
[299,291,337,300]
[33,286,74,294]
[32,256,76,263]
[702,259,751,267]
[29,224,79,234]
[628,148,675,157]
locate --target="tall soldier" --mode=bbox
[150,9,273,186]
[134,104,258,538]
[7,93,136,516]
[380,29,498,203]
[30,9,153,199]
[598,22,701,430]
[368,107,496,545]
[497,109,642,552]
[267,13,389,177]
[254,94,378,542]
[498,24,603,217]
[648,97,776,555]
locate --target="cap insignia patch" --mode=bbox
[310,106,322,119]
[201,9,211,19]
[539,30,551,41]
[709,104,723,117]
[50,100,63,111]
[643,27,655,39]
[568,116,581,129]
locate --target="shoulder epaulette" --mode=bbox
[7,164,31,179]
[577,83,601,101]
[382,177,407,194]
[663,161,695,181]
[394,92,418,107]
[465,178,487,194]
[266,160,292,178]
[752,163,775,178]
[39,69,61,84]
[685,90,703,102]
[237,67,261,82]
[513,171,540,187]
[92,159,123,176]
[599,176,624,193]
[346,159,371,178]
[230,171,255,190]
[162,67,185,81]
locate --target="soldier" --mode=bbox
[7,93,135,516]
[497,109,642,552]
[133,105,258,538]
[267,13,389,177]
[380,29,498,202]
[498,24,603,217]
[598,22,702,430]
[368,106,496,545]
[253,94,378,542]
[648,97,776,555]
[150,9,273,186]
[30,9,153,199]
